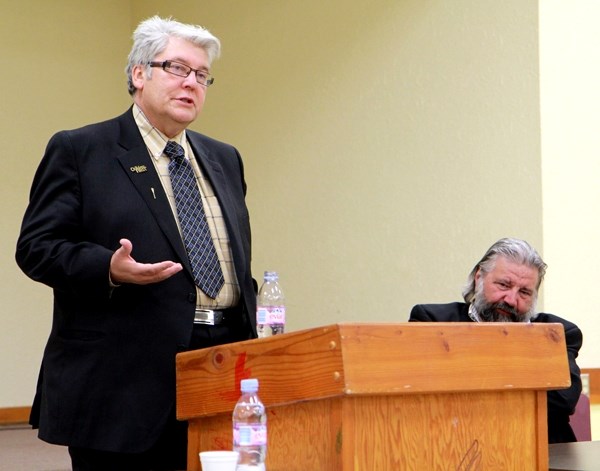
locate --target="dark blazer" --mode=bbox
[16,108,257,453]
[409,302,583,444]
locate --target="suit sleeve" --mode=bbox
[548,321,583,415]
[15,131,113,298]
[409,304,436,322]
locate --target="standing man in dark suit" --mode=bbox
[409,238,582,444]
[16,16,256,471]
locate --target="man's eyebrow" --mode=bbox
[169,57,210,72]
[494,277,511,284]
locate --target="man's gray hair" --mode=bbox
[125,16,221,96]
[462,238,547,303]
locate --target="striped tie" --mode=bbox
[164,141,224,298]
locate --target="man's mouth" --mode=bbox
[494,304,520,322]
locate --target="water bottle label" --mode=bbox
[257,306,285,325]
[233,424,267,446]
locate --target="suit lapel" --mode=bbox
[187,135,248,275]
[114,110,193,275]
[459,304,475,322]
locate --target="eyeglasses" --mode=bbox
[148,60,215,87]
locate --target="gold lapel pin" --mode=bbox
[130,165,148,173]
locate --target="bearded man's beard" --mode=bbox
[472,279,537,323]
[478,301,523,322]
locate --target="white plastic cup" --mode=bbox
[199,450,239,471]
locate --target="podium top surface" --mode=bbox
[176,322,570,419]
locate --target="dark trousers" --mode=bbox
[68,319,251,471]
[68,410,187,471]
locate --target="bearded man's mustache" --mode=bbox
[479,302,521,322]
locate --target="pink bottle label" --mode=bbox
[257,306,285,325]
[233,424,267,446]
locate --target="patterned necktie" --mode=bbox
[164,141,224,298]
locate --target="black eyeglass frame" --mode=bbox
[147,60,215,87]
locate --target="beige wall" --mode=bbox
[1,0,132,407]
[132,0,543,320]
[0,0,595,409]
[540,2,600,368]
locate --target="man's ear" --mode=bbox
[131,64,146,91]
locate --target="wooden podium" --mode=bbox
[176,323,571,470]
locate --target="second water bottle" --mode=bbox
[256,271,285,338]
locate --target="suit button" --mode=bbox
[187,293,196,303]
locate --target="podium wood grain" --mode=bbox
[176,323,570,470]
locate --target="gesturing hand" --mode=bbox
[109,238,183,285]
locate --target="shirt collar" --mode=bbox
[468,303,481,322]
[133,104,187,160]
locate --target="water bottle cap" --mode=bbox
[240,378,259,392]
[263,271,278,281]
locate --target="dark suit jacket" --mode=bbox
[16,108,257,453]
[409,302,582,444]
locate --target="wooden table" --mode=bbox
[177,323,572,470]
[549,441,600,470]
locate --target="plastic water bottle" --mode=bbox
[256,271,285,338]
[232,378,267,471]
